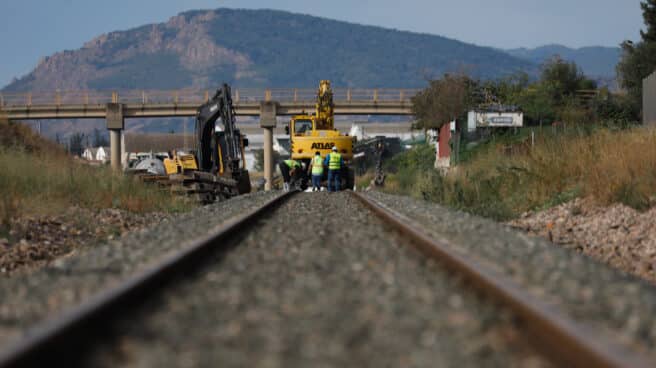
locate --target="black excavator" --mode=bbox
[164,83,251,202]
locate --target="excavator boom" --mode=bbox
[196,84,242,175]
[163,83,250,202]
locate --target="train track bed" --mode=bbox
[77,192,548,367]
[2,190,654,366]
[0,207,171,276]
[365,190,656,360]
[0,191,282,347]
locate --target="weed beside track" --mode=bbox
[384,126,656,220]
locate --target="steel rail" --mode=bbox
[0,190,298,368]
[350,191,653,368]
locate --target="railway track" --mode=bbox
[0,191,653,367]
[351,192,652,368]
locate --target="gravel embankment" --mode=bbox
[81,192,548,368]
[366,190,656,359]
[0,191,282,347]
[0,207,170,276]
[508,197,656,283]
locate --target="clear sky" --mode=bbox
[0,0,644,88]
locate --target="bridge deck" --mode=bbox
[0,88,418,119]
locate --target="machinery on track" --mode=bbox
[161,84,251,203]
[353,136,387,187]
[286,80,355,190]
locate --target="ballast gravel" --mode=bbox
[365,190,656,359]
[0,191,282,347]
[81,192,548,368]
[508,197,656,283]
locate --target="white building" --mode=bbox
[81,147,98,161]
[81,146,110,162]
[96,147,110,163]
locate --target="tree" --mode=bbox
[617,0,656,115]
[517,88,555,126]
[92,128,108,147]
[617,41,656,110]
[412,74,475,131]
[641,0,656,42]
[483,72,530,105]
[69,133,85,156]
[540,56,595,105]
[593,91,639,125]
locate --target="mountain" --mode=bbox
[504,44,621,81]
[3,8,537,92]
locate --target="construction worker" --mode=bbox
[309,151,324,191]
[278,158,301,191]
[324,146,344,192]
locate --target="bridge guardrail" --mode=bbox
[0,88,420,108]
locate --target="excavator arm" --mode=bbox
[159,83,250,203]
[195,84,243,176]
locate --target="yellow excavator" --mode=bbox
[285,80,355,190]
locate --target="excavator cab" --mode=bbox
[292,119,314,136]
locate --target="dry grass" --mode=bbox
[0,120,191,235]
[384,126,656,220]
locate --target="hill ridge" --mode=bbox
[2,8,536,92]
[504,43,620,79]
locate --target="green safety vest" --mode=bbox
[312,156,324,175]
[328,152,342,170]
[284,159,300,169]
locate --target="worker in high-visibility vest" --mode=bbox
[278,159,301,191]
[309,151,324,192]
[324,146,344,192]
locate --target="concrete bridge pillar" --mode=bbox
[260,101,278,191]
[106,103,125,171]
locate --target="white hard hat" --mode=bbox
[332,146,338,151]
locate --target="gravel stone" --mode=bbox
[81,192,548,368]
[0,191,282,346]
[0,207,171,276]
[508,197,656,283]
[365,190,656,359]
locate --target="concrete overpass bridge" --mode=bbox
[0,88,418,168]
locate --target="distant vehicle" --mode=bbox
[127,152,168,169]
[134,157,166,175]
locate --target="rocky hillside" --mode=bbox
[3,8,536,92]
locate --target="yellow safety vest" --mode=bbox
[328,152,341,170]
[312,156,324,175]
[284,159,300,169]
